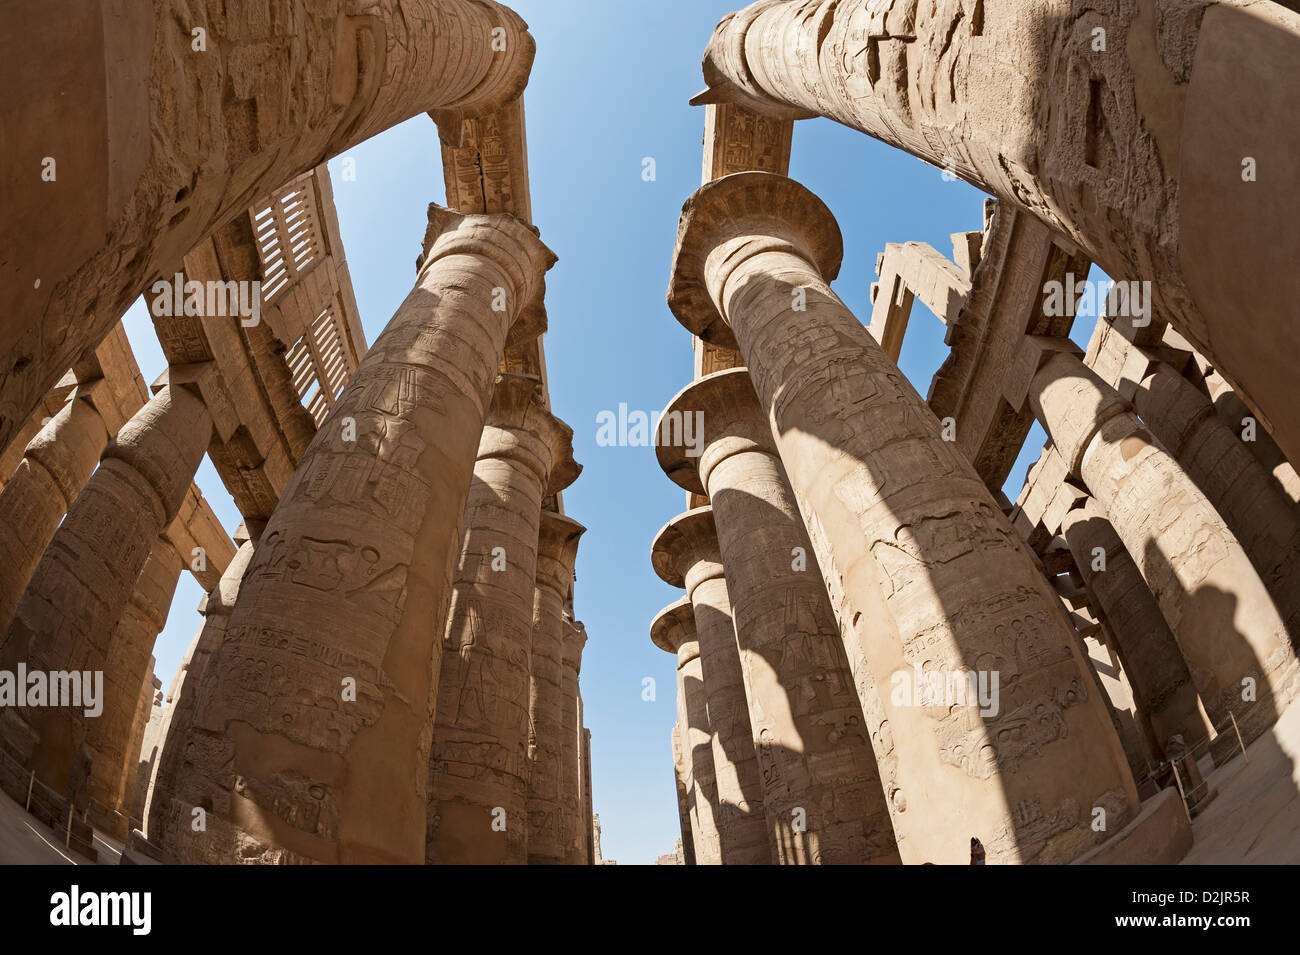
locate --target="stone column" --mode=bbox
[668,172,1138,864]
[692,0,1300,470]
[658,367,898,864]
[2,0,538,459]
[85,538,183,838]
[580,721,594,866]
[670,720,697,865]
[559,617,588,866]
[147,528,259,844]
[1060,498,1212,755]
[651,598,723,864]
[165,207,554,865]
[0,390,109,633]
[0,382,211,794]
[125,665,161,828]
[652,507,770,864]
[524,511,585,864]
[428,383,579,865]
[1127,355,1300,638]
[1026,343,1300,743]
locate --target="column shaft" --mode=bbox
[1061,498,1212,753]
[559,620,587,864]
[87,538,182,838]
[0,393,109,633]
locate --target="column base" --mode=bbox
[1072,788,1193,865]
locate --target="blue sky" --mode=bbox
[120,0,1103,864]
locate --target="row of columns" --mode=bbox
[145,204,593,864]
[650,171,1141,865]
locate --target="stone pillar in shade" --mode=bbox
[559,617,588,865]
[580,722,594,866]
[124,664,161,828]
[690,0,1300,473]
[667,172,1138,864]
[523,510,585,865]
[1025,342,1300,743]
[652,507,770,864]
[657,367,898,864]
[651,598,723,864]
[671,720,697,865]
[165,206,555,865]
[1060,497,1214,755]
[429,380,580,865]
[0,382,211,794]
[148,525,260,844]
[85,538,183,839]
[1126,353,1300,638]
[0,389,109,633]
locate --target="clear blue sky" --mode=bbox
[120,0,1104,864]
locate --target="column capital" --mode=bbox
[655,367,773,495]
[650,506,724,594]
[480,374,582,493]
[667,172,842,348]
[1024,342,1131,476]
[536,509,585,596]
[419,204,557,329]
[561,617,587,673]
[650,597,699,667]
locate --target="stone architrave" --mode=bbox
[1,0,539,458]
[0,382,212,795]
[87,538,183,839]
[667,171,1138,865]
[657,367,898,864]
[0,391,109,634]
[162,205,555,865]
[427,386,580,866]
[1059,497,1212,753]
[524,511,586,865]
[651,598,723,865]
[1025,344,1300,742]
[147,530,260,843]
[652,507,771,864]
[691,0,1300,470]
[559,617,588,865]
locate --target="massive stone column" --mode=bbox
[670,720,697,865]
[147,529,260,843]
[651,598,723,864]
[0,382,211,794]
[524,511,585,864]
[1,0,537,457]
[427,386,579,866]
[1060,497,1212,755]
[692,0,1300,469]
[1126,354,1300,638]
[652,507,771,864]
[1026,343,1300,742]
[668,171,1138,864]
[164,206,554,865]
[657,367,898,864]
[86,538,183,839]
[123,664,161,829]
[559,617,588,865]
[0,390,109,634]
